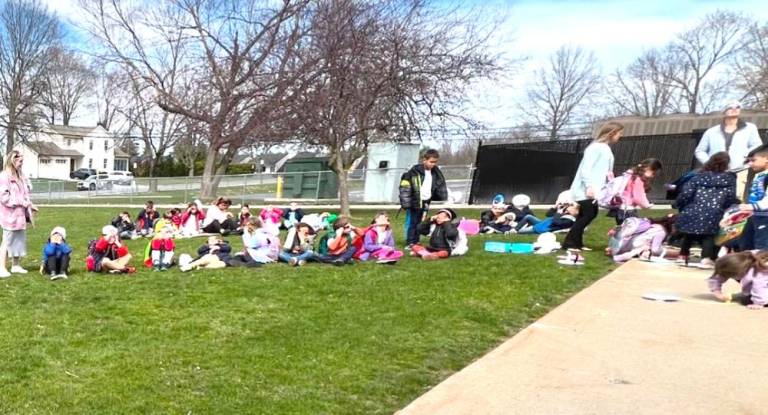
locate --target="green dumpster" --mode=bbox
[281,157,339,199]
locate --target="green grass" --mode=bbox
[0,208,618,414]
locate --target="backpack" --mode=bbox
[85,239,100,272]
[608,217,652,254]
[597,173,631,209]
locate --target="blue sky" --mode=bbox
[41,0,768,130]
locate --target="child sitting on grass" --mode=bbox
[411,208,459,260]
[709,250,768,309]
[516,202,579,234]
[180,236,232,272]
[88,225,135,274]
[239,204,251,229]
[282,202,305,230]
[42,226,72,280]
[111,211,137,240]
[315,216,364,265]
[260,205,283,237]
[145,225,176,271]
[180,202,206,237]
[356,212,403,263]
[153,210,175,235]
[242,217,279,264]
[136,200,159,237]
[280,223,316,266]
[480,201,516,234]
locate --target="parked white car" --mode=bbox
[108,170,134,185]
[77,170,134,191]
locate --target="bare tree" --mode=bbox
[295,0,500,215]
[174,120,206,177]
[80,0,314,198]
[0,0,60,153]
[608,50,676,117]
[736,22,768,110]
[523,46,599,140]
[666,10,751,114]
[39,47,96,125]
[91,66,124,130]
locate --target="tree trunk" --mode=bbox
[199,147,219,199]
[331,154,351,217]
[188,164,195,177]
[148,158,158,192]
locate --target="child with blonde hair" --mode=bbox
[709,250,768,309]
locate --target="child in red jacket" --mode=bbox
[88,225,135,274]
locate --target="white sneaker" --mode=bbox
[0,269,10,278]
[697,258,715,270]
[10,266,28,274]
[50,274,68,281]
[180,264,193,272]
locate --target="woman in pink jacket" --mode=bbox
[608,158,663,225]
[0,150,36,278]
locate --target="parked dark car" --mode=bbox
[70,168,96,180]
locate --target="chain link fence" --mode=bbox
[30,164,475,206]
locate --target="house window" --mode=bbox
[40,158,51,164]
[103,159,108,169]
[104,140,109,151]
[114,159,128,171]
[88,159,93,168]
[56,159,67,164]
[89,140,93,150]
[67,139,72,146]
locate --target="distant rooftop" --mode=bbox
[27,141,84,157]
[598,110,768,137]
[46,125,103,139]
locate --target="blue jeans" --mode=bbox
[315,247,357,264]
[516,215,542,233]
[278,250,314,263]
[405,207,427,245]
[752,216,768,250]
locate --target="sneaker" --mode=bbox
[10,266,28,274]
[697,258,715,270]
[50,273,68,281]
[289,257,299,267]
[124,266,137,274]
[160,264,169,271]
[484,228,496,234]
[180,264,193,272]
[580,247,593,252]
[377,258,398,265]
[0,269,10,278]
[332,259,345,266]
[297,260,307,267]
[423,253,440,260]
[404,244,414,251]
[108,269,123,274]
[504,229,517,235]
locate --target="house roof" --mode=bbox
[46,125,101,139]
[27,141,84,158]
[114,148,130,158]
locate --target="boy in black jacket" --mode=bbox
[411,208,458,260]
[399,149,448,248]
[111,211,137,240]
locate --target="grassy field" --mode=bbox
[0,208,618,414]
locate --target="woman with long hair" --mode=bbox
[0,150,36,278]
[563,122,624,250]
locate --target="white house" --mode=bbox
[15,125,130,180]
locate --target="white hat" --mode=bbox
[102,225,117,236]
[724,100,742,111]
[533,232,561,255]
[511,194,530,209]
[555,190,573,206]
[50,226,66,240]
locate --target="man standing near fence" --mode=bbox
[399,149,448,249]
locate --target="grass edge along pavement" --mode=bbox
[0,208,617,414]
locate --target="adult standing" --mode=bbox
[0,150,36,278]
[694,100,763,170]
[562,122,624,250]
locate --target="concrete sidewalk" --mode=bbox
[398,260,767,415]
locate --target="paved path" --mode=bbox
[398,260,767,415]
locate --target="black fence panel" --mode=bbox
[470,130,767,205]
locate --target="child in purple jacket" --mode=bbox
[355,212,403,264]
[708,250,768,309]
